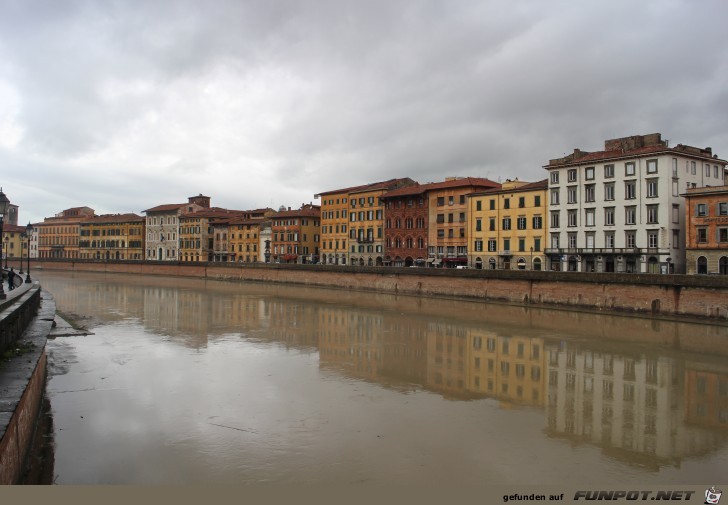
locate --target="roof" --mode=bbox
[546,138,727,168]
[382,177,500,199]
[271,206,321,218]
[143,203,187,213]
[228,217,270,226]
[316,178,416,197]
[81,213,144,224]
[179,208,249,219]
[469,179,548,197]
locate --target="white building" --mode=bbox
[544,133,727,273]
[143,195,209,261]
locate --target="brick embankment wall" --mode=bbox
[0,288,54,485]
[34,260,728,321]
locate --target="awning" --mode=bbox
[282,254,298,261]
[426,258,435,263]
[442,257,468,264]
[432,259,442,265]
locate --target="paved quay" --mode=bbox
[0,277,56,484]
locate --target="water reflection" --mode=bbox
[37,270,728,484]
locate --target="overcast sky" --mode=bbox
[1,0,727,225]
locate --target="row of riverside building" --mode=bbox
[4,132,728,275]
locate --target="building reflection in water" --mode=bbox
[39,271,728,472]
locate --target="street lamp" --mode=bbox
[530,246,534,270]
[19,230,25,275]
[0,188,9,299]
[24,223,32,283]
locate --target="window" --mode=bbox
[503,238,510,251]
[550,211,560,228]
[489,218,496,231]
[518,196,525,208]
[720,203,728,216]
[567,186,577,204]
[625,181,636,200]
[646,159,658,174]
[534,195,541,207]
[487,239,497,252]
[568,169,577,182]
[585,167,595,180]
[585,209,595,227]
[626,231,636,248]
[585,232,595,249]
[476,200,482,211]
[475,219,482,232]
[706,164,711,177]
[550,233,560,249]
[489,199,496,210]
[605,232,615,248]
[474,240,483,252]
[568,233,577,248]
[532,216,542,229]
[533,238,541,252]
[604,183,615,201]
[672,230,680,249]
[672,205,680,224]
[672,180,679,197]
[697,228,707,243]
[696,203,707,217]
[502,217,511,230]
[625,162,636,176]
[672,158,678,177]
[504,198,510,209]
[448,196,454,205]
[585,184,595,202]
[518,238,526,252]
[550,172,559,184]
[646,179,658,198]
[604,164,614,178]
[550,189,560,205]
[604,207,615,226]
[567,210,577,227]
[691,161,696,175]
[625,206,636,225]
[719,228,728,243]
[647,230,659,249]
[517,217,527,230]
[437,197,445,206]
[647,204,659,224]
[715,165,720,179]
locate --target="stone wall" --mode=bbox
[34,259,728,320]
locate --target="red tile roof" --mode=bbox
[316,178,416,197]
[82,213,144,224]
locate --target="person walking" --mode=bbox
[8,267,15,290]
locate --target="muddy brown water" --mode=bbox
[35,270,728,485]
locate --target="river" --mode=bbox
[34,269,728,485]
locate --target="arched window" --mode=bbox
[533,257,542,271]
[488,258,496,270]
[517,258,527,270]
[697,256,708,274]
[720,256,728,275]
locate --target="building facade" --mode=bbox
[37,206,95,259]
[270,204,320,264]
[78,213,145,260]
[228,218,270,263]
[427,177,500,267]
[683,185,728,274]
[144,195,209,261]
[381,184,429,267]
[544,133,727,274]
[468,179,548,270]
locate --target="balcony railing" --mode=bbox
[544,247,642,256]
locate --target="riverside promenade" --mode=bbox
[0,273,56,484]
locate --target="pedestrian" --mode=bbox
[8,267,15,290]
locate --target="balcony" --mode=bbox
[544,248,642,256]
[356,237,374,244]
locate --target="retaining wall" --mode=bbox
[34,260,728,321]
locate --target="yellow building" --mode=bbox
[37,206,95,259]
[468,179,548,270]
[427,177,500,267]
[466,331,546,406]
[78,213,145,260]
[1,224,30,268]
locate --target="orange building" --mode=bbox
[316,178,415,266]
[37,206,95,259]
[228,218,270,263]
[426,177,500,267]
[683,185,728,274]
[270,204,320,264]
